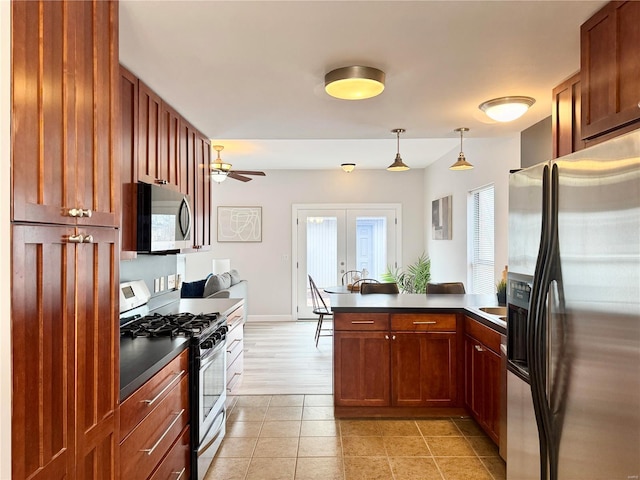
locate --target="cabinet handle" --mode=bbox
[82,234,94,243]
[392,335,396,340]
[351,321,374,324]
[68,234,84,243]
[227,372,242,392]
[67,208,92,218]
[226,338,241,353]
[155,179,168,185]
[140,409,185,455]
[413,321,437,325]
[173,467,186,480]
[475,345,484,352]
[142,370,185,406]
[385,335,389,340]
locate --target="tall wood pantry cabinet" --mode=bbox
[11,1,120,478]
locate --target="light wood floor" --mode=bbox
[236,320,333,395]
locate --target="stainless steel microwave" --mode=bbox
[136,182,192,252]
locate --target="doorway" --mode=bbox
[293,204,401,319]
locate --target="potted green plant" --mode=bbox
[496,278,507,305]
[381,253,431,294]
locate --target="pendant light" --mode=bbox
[449,127,473,171]
[387,128,410,171]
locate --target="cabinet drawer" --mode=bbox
[465,317,501,353]
[120,375,190,480]
[334,313,389,331]
[227,305,245,329]
[226,334,243,366]
[391,313,456,331]
[120,349,189,442]
[227,353,244,393]
[148,425,190,480]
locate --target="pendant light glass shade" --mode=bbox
[387,128,410,171]
[479,96,535,122]
[325,66,385,100]
[341,163,356,173]
[210,144,231,182]
[450,128,473,171]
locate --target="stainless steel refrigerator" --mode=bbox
[506,129,640,480]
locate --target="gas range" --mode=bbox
[120,311,225,340]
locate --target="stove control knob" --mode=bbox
[220,326,228,334]
[201,340,214,350]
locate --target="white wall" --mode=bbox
[424,136,520,290]
[1,1,11,477]
[185,168,426,319]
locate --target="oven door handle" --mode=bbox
[142,370,185,406]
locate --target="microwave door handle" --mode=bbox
[179,197,192,239]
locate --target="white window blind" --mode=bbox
[470,185,495,294]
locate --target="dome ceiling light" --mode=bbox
[479,96,536,122]
[324,66,385,100]
[449,127,473,171]
[341,163,356,173]
[387,128,410,172]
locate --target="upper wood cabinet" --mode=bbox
[581,1,640,140]
[193,133,212,249]
[552,72,585,158]
[120,65,139,258]
[12,0,119,228]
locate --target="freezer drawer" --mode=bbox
[506,371,540,480]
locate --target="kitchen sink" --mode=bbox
[479,306,507,316]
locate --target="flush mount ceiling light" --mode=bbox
[324,66,385,100]
[449,127,473,171]
[387,128,410,172]
[341,163,356,173]
[479,96,536,122]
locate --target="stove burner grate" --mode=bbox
[120,311,221,338]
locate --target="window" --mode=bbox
[469,185,495,294]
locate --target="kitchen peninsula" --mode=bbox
[330,293,506,445]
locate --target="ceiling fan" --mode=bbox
[210,145,266,183]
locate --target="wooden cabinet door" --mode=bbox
[581,1,640,139]
[138,80,163,186]
[11,224,76,480]
[12,0,119,228]
[193,132,212,249]
[392,332,457,407]
[552,72,585,158]
[334,331,390,407]
[464,335,482,419]
[159,102,182,192]
[74,226,119,479]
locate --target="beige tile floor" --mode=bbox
[205,394,506,480]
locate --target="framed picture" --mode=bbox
[432,195,452,240]
[217,206,262,242]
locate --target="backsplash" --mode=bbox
[120,254,180,300]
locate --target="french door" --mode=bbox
[294,204,400,319]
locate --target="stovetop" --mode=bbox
[120,311,222,339]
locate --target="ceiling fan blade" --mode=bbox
[231,170,266,176]
[227,172,252,182]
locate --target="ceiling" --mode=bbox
[119,0,604,171]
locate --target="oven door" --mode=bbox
[198,339,227,446]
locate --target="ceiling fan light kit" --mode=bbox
[449,127,473,171]
[387,128,410,172]
[479,96,535,122]
[324,66,385,100]
[210,144,266,183]
[341,163,356,173]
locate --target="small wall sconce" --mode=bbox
[341,163,356,173]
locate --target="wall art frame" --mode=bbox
[217,206,262,242]
[432,195,452,240]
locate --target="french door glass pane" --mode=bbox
[355,217,387,280]
[306,216,337,307]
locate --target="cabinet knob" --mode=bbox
[392,335,396,340]
[385,335,389,340]
[68,234,84,243]
[155,179,168,185]
[83,235,94,243]
[68,208,92,218]
[474,344,484,352]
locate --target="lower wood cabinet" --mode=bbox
[333,312,458,409]
[120,349,190,480]
[226,304,245,393]
[464,317,502,444]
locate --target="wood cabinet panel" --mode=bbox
[581,1,640,139]
[120,350,189,443]
[148,426,191,480]
[392,332,457,407]
[120,376,190,480]
[12,0,119,227]
[138,80,162,186]
[193,132,212,249]
[334,331,390,406]
[552,72,585,158]
[391,313,456,331]
[159,102,181,191]
[334,312,389,331]
[464,317,501,354]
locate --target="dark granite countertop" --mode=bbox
[329,293,506,334]
[119,298,244,401]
